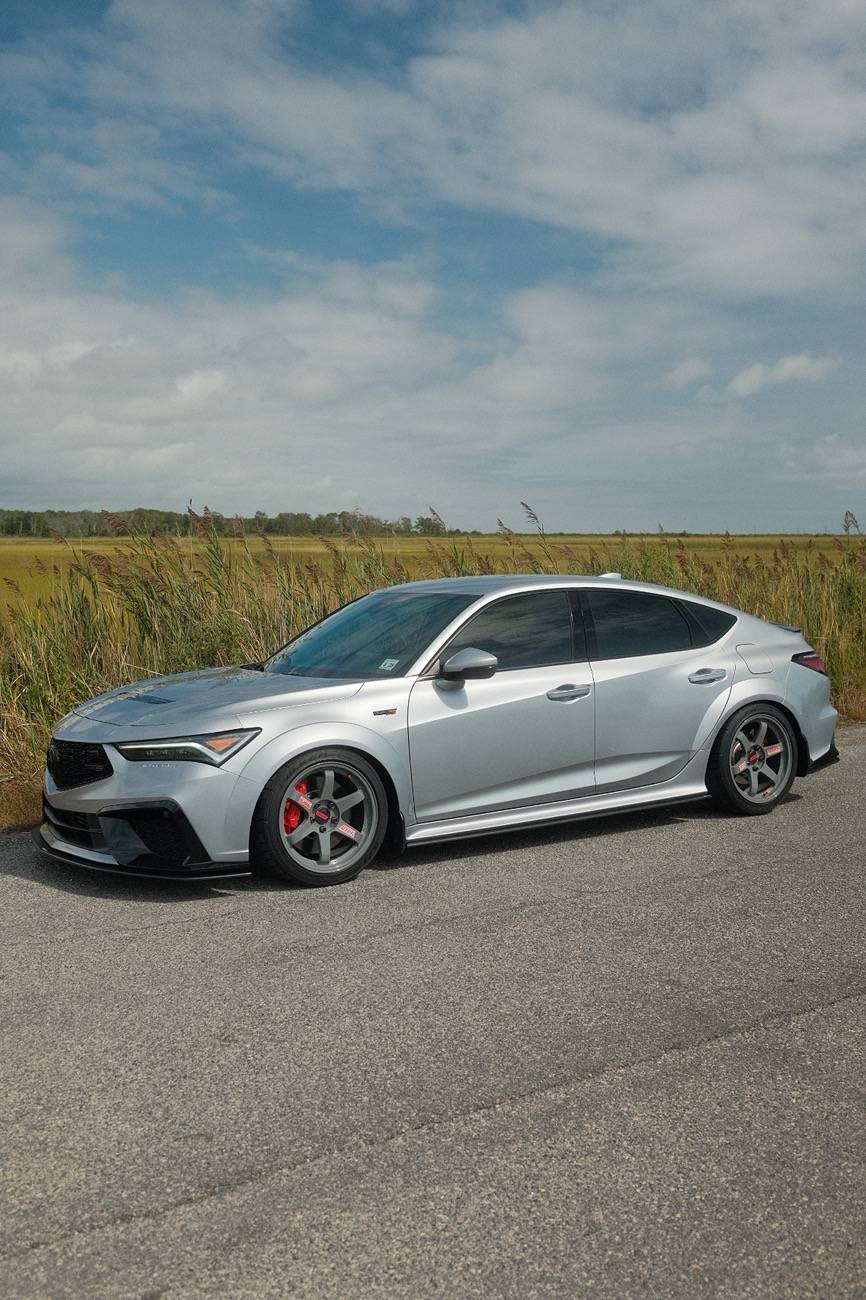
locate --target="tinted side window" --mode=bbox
[679,600,737,647]
[444,591,573,670]
[586,590,691,659]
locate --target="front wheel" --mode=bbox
[706,705,797,815]
[251,748,388,885]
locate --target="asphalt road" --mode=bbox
[1,730,865,1299]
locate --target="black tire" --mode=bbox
[706,704,797,816]
[251,748,389,886]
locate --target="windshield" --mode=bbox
[265,590,479,680]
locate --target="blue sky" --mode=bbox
[1,0,864,531]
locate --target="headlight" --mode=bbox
[114,729,261,766]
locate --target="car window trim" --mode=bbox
[671,598,705,648]
[674,597,737,647]
[420,587,586,677]
[580,587,695,662]
[567,590,589,662]
[575,588,598,660]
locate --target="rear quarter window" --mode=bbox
[678,600,738,647]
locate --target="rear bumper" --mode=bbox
[34,798,251,881]
[807,737,840,774]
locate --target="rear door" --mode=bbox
[582,587,735,792]
[408,589,595,821]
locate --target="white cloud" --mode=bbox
[4,1,866,295]
[0,3,864,529]
[663,358,712,389]
[728,353,839,399]
[0,197,75,289]
[0,201,753,525]
[781,436,866,487]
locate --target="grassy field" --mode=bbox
[0,531,853,602]
[1,524,864,831]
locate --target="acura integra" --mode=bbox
[35,575,838,885]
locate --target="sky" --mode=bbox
[1,0,864,533]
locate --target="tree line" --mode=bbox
[0,507,454,539]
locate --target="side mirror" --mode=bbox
[437,646,498,682]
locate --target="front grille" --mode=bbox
[43,799,106,850]
[46,739,113,790]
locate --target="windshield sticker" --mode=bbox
[379,658,400,671]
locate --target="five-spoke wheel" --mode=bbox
[252,748,388,884]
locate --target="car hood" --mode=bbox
[72,667,364,730]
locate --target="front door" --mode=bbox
[408,589,595,821]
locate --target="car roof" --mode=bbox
[382,573,739,613]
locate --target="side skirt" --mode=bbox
[404,781,710,847]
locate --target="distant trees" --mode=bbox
[413,513,446,535]
[0,506,453,539]
[0,509,111,537]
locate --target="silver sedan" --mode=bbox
[35,575,838,885]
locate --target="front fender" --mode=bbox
[223,721,412,857]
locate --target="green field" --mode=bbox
[0,532,851,605]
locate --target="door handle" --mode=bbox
[688,668,727,684]
[546,684,591,701]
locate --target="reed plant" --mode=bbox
[2,507,863,830]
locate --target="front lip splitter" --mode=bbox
[32,828,251,881]
[35,796,251,881]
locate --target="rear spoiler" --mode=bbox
[772,621,802,634]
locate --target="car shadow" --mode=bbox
[370,789,802,872]
[7,791,802,901]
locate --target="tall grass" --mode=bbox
[2,508,864,829]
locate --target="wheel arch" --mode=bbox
[709,697,809,777]
[225,724,411,860]
[347,748,405,855]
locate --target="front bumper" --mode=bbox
[35,798,251,881]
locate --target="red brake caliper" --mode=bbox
[283,779,308,833]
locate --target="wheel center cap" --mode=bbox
[748,746,764,766]
[313,801,338,824]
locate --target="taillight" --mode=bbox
[792,651,827,675]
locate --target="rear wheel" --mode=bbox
[707,705,797,815]
[251,748,388,885]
